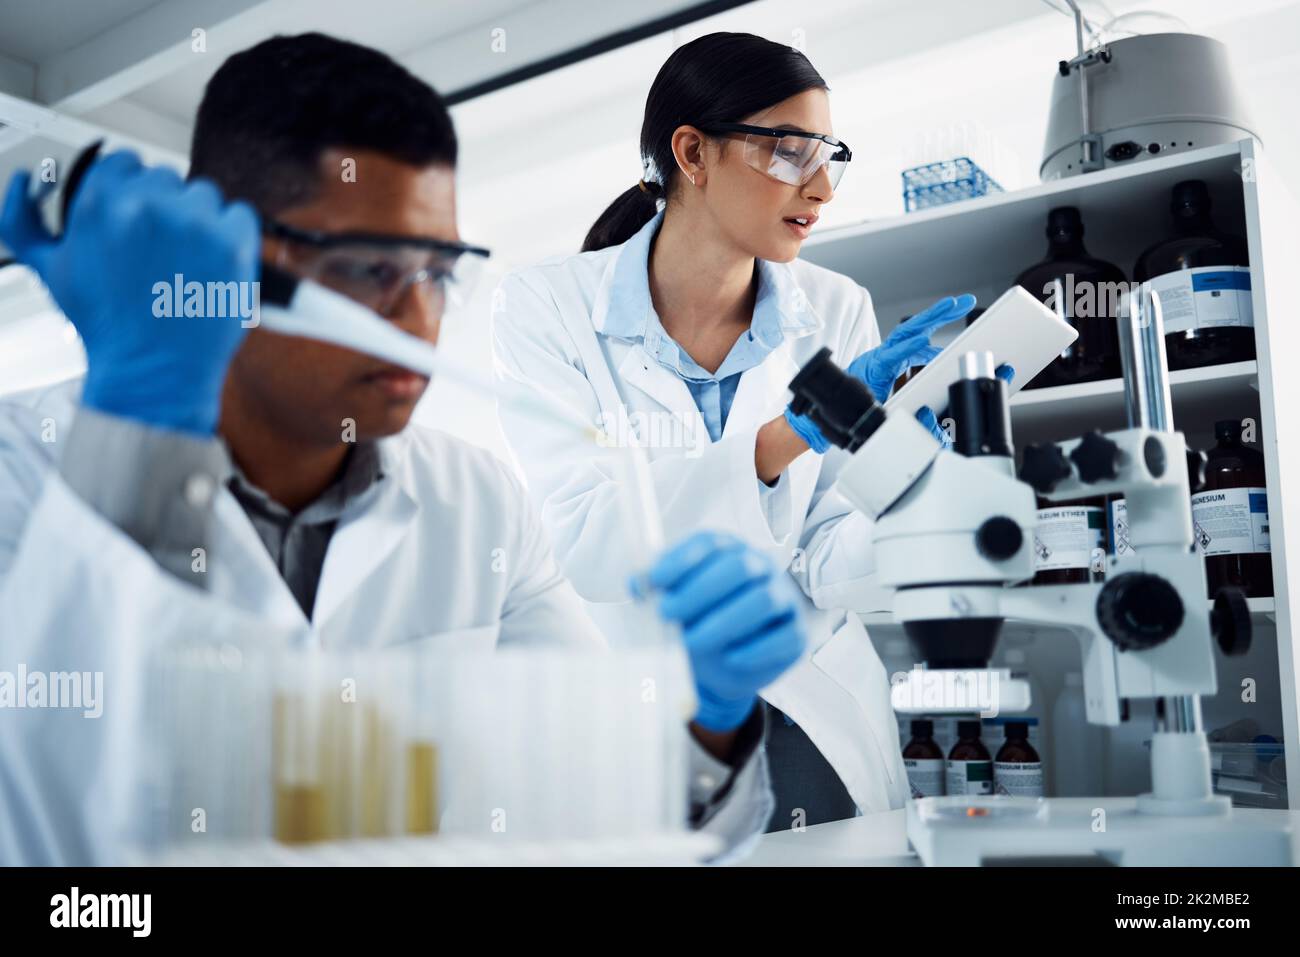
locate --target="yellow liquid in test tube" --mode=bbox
[274,784,330,844]
[405,742,439,834]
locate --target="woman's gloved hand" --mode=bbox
[917,362,1016,445]
[0,150,260,436]
[632,531,804,732]
[785,293,977,453]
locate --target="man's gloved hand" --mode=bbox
[785,294,977,453]
[917,362,1016,445]
[633,531,804,733]
[0,150,260,436]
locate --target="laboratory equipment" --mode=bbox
[137,639,706,863]
[902,157,1003,212]
[1133,180,1254,370]
[1040,4,1258,180]
[786,282,1291,865]
[1015,206,1125,388]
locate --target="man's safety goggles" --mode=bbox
[698,123,852,189]
[263,220,491,317]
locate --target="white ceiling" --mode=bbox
[0,0,711,157]
[0,0,165,62]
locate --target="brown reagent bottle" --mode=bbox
[946,720,993,796]
[994,721,1044,797]
[1193,420,1273,598]
[902,719,946,798]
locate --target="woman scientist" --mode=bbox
[492,32,976,830]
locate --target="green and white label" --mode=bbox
[946,759,994,796]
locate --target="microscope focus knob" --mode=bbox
[1070,430,1122,484]
[1187,447,1208,493]
[1096,572,1184,651]
[1019,443,1073,494]
[976,516,1024,561]
[1211,586,1252,656]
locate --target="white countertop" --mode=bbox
[742,809,919,867]
[743,804,1300,867]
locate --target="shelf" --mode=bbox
[1008,361,1259,446]
[799,140,1251,325]
[860,597,1276,635]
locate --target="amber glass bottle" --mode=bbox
[994,721,1044,797]
[945,720,993,796]
[902,719,946,799]
[1030,494,1107,584]
[1192,420,1272,598]
[1133,180,1253,371]
[1017,207,1126,389]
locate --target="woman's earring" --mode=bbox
[688,173,697,186]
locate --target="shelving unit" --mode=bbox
[801,138,1300,802]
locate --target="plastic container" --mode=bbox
[1051,673,1105,797]
[902,157,1003,212]
[1208,739,1287,809]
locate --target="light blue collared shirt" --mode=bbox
[599,211,812,441]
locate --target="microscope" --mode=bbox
[787,292,1292,866]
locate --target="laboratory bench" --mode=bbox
[743,805,1300,867]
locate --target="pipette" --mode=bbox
[53,140,670,618]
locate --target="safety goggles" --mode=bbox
[263,220,491,317]
[698,123,852,189]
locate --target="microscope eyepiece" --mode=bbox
[788,348,886,453]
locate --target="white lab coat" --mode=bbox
[0,379,769,863]
[492,213,908,815]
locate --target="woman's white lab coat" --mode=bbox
[492,211,909,814]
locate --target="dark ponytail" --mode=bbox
[581,32,827,252]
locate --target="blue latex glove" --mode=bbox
[917,362,1016,445]
[786,294,977,453]
[0,150,259,435]
[632,531,805,732]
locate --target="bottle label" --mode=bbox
[904,758,945,799]
[1033,506,1105,571]
[1109,497,1136,556]
[994,761,1045,797]
[1191,487,1270,555]
[946,759,994,796]
[1146,266,1252,334]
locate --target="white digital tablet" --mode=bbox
[885,285,1079,416]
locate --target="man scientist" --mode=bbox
[0,33,805,864]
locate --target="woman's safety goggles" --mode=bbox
[699,123,852,189]
[263,220,491,317]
